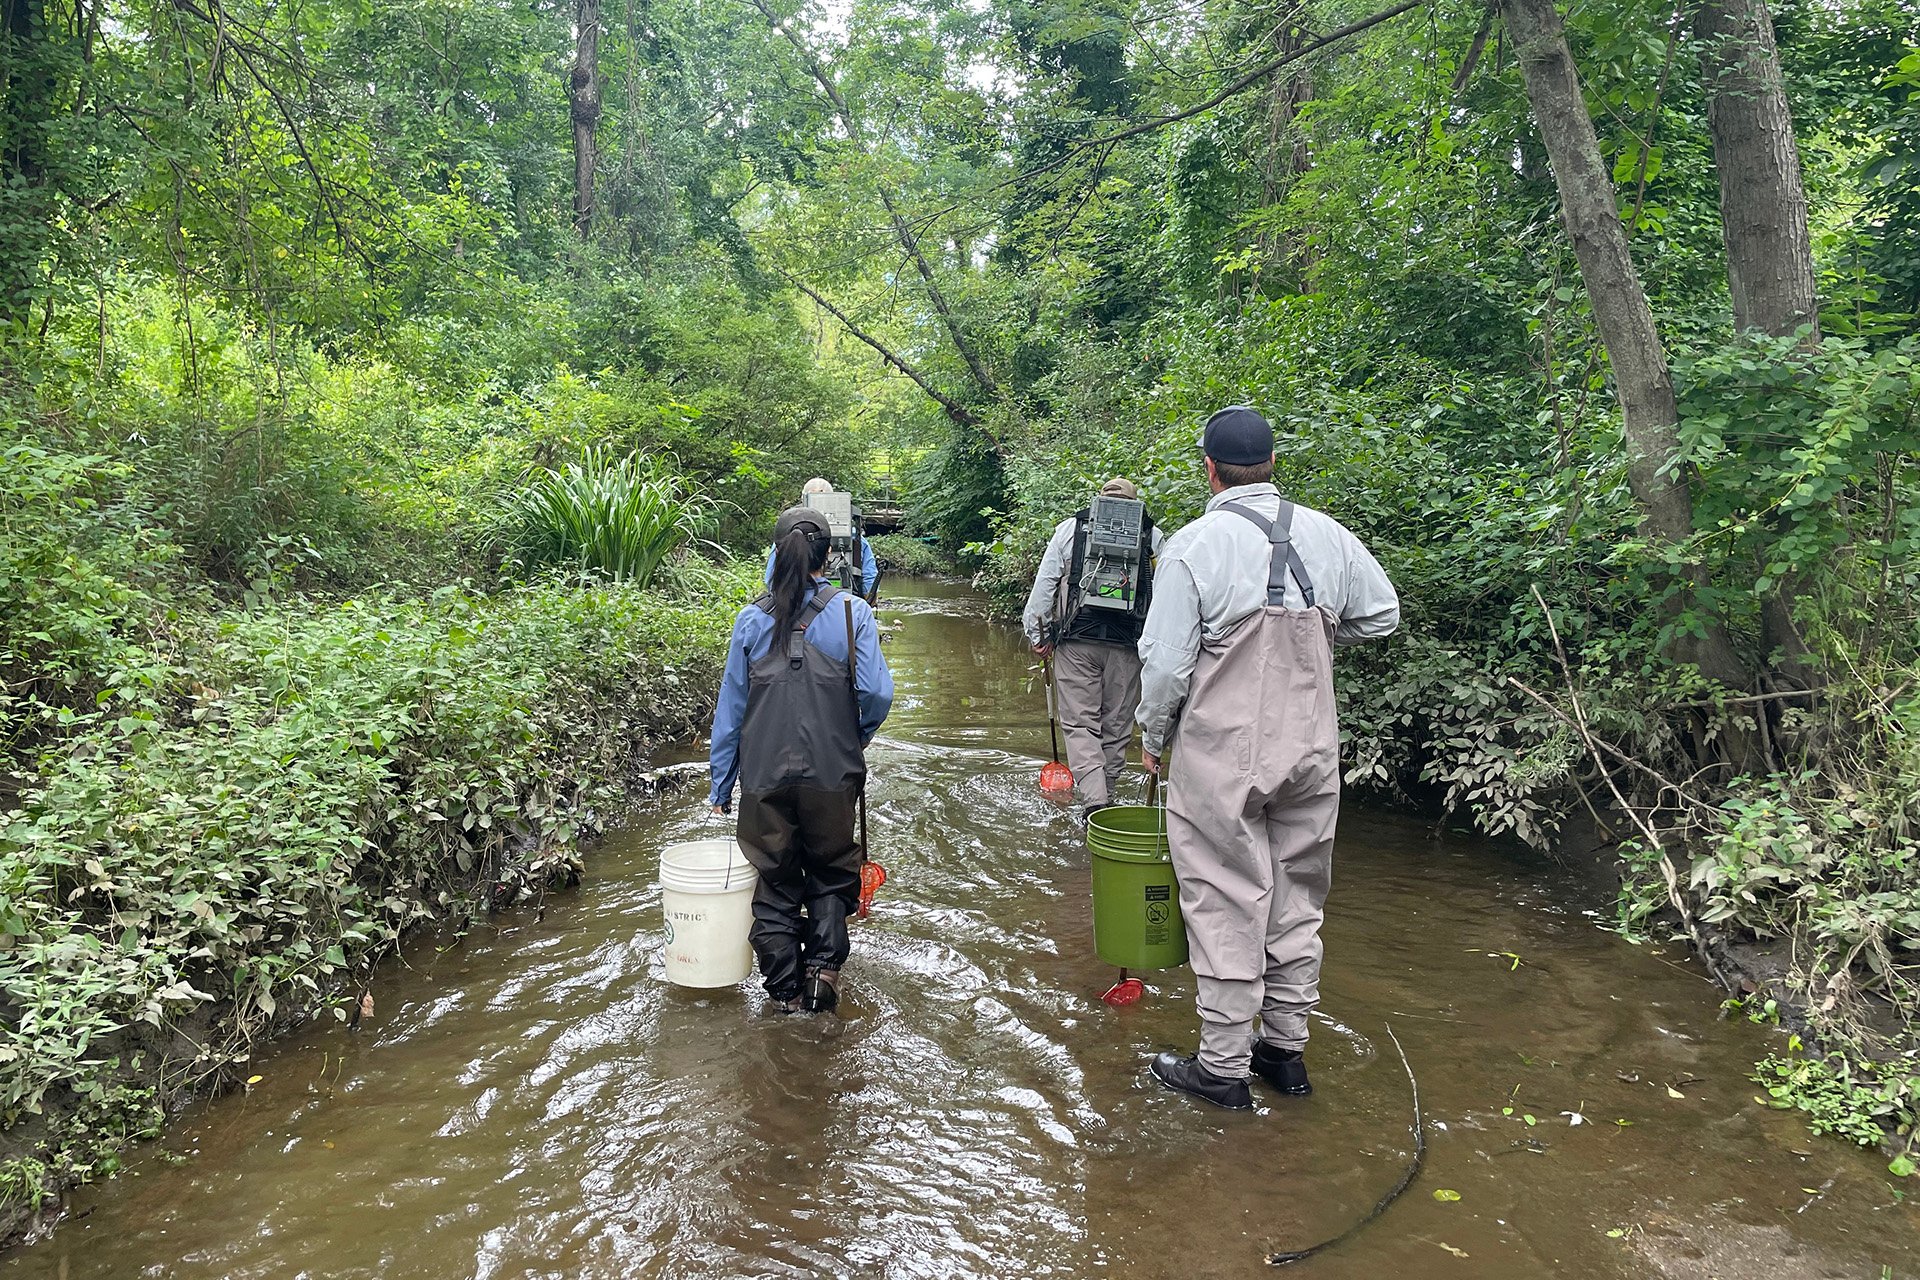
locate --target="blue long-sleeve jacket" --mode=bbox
[708,579,893,808]
[763,537,878,598]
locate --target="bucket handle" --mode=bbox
[1147,748,1167,840]
[707,805,741,891]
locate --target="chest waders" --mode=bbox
[739,584,864,796]
[735,582,867,1006]
[1165,498,1343,1079]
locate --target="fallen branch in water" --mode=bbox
[1266,1023,1424,1267]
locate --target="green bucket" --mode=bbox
[1087,805,1189,971]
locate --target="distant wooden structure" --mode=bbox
[862,477,905,533]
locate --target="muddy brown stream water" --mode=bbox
[8,578,1917,1279]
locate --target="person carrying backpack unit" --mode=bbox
[762,477,880,601]
[711,506,894,1014]
[1021,478,1165,813]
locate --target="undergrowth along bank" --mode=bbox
[0,575,737,1234]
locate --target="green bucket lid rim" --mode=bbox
[1086,804,1173,863]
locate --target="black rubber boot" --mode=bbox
[1252,1042,1312,1096]
[1149,1052,1253,1110]
[803,968,840,1014]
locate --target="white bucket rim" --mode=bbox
[660,838,756,894]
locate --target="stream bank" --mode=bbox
[0,580,734,1247]
[4,579,1914,1278]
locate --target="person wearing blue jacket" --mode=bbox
[711,505,893,1014]
[762,477,879,599]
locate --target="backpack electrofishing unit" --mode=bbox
[1059,495,1154,646]
[802,490,865,598]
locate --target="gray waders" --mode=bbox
[1166,500,1340,1078]
[1053,640,1142,807]
[736,583,865,1001]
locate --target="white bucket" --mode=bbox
[658,839,758,988]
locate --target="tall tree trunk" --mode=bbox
[1,0,53,323]
[1695,0,1820,685]
[1694,0,1818,342]
[1496,0,1747,690]
[569,0,603,239]
[1258,7,1314,287]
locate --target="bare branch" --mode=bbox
[780,270,982,431]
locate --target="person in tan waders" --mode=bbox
[1021,478,1165,814]
[1135,407,1399,1109]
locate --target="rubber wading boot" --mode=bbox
[1149,1052,1253,1110]
[766,995,806,1016]
[1252,1042,1312,1096]
[803,968,840,1014]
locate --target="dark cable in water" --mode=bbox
[1265,1023,1425,1268]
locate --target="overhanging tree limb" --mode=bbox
[1450,6,1494,94]
[781,270,982,431]
[747,0,1001,401]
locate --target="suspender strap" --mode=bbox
[786,583,841,665]
[1221,501,1316,609]
[844,596,858,707]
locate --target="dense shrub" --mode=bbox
[507,447,718,586]
[0,577,736,1212]
[867,533,950,577]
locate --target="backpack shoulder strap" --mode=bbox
[1064,509,1091,616]
[1220,501,1315,608]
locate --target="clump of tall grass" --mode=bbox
[509,448,715,588]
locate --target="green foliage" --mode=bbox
[908,426,1006,561]
[1675,333,1920,653]
[866,533,949,577]
[508,448,716,587]
[1755,1051,1919,1149]
[0,577,733,1207]
[0,435,177,761]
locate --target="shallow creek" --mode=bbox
[7,578,1916,1279]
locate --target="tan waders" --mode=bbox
[1166,501,1340,1079]
[1053,639,1143,807]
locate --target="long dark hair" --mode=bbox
[769,524,831,636]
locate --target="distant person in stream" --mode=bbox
[1021,478,1165,814]
[712,505,894,1014]
[763,477,880,601]
[1135,407,1399,1110]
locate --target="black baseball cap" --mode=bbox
[1200,405,1275,465]
[773,506,829,540]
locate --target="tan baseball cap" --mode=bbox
[1100,477,1139,500]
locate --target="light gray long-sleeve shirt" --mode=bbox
[1021,512,1167,647]
[1135,482,1399,754]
